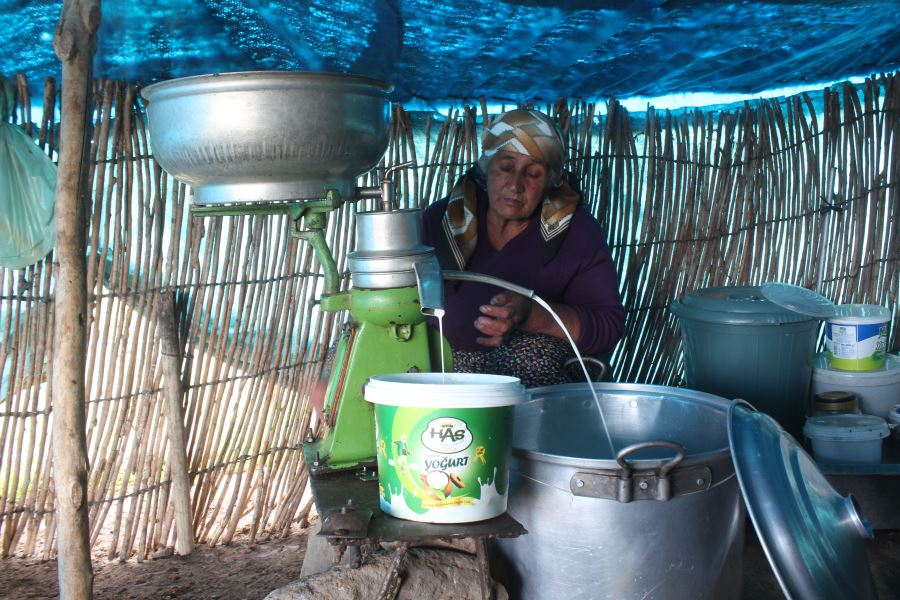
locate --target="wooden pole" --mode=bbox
[156,292,196,555]
[51,0,100,597]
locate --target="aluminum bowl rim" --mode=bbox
[141,70,394,102]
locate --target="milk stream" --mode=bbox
[435,309,446,382]
[532,295,616,457]
[436,270,616,456]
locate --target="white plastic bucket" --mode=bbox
[803,414,889,463]
[811,353,900,418]
[826,304,891,371]
[364,373,525,523]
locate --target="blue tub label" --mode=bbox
[826,321,887,370]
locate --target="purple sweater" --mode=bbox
[421,196,625,355]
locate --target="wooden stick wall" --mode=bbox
[1,72,898,559]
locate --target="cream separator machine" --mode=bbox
[142,71,526,570]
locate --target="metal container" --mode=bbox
[141,71,392,205]
[494,383,744,600]
[348,209,436,289]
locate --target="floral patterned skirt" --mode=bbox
[451,331,576,389]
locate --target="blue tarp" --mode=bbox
[2,0,900,105]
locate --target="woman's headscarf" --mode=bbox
[440,109,581,269]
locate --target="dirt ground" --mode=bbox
[1,525,898,599]
[0,526,310,600]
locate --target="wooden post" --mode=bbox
[157,291,196,555]
[51,0,100,598]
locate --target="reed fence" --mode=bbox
[1,71,897,559]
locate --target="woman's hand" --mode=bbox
[474,292,533,347]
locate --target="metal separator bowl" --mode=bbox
[141,71,393,205]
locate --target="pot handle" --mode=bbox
[563,356,608,382]
[615,441,686,502]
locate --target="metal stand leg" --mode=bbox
[377,542,410,600]
[339,543,361,569]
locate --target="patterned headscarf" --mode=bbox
[478,109,566,185]
[440,109,581,269]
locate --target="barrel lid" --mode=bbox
[760,282,836,318]
[803,414,890,442]
[670,285,815,325]
[727,400,877,600]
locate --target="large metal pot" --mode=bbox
[494,383,744,600]
[141,71,392,205]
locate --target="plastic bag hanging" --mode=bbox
[0,75,57,270]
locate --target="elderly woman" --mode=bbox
[421,109,625,388]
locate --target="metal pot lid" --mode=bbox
[760,282,836,318]
[727,400,877,599]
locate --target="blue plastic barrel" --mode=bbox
[670,286,819,438]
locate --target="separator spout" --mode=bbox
[414,267,538,318]
[413,256,445,316]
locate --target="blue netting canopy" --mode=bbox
[3,0,900,104]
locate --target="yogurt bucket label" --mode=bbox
[827,320,887,371]
[373,404,514,523]
[365,372,523,523]
[421,417,473,453]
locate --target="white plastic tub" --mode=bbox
[803,414,889,463]
[364,373,525,523]
[810,353,900,418]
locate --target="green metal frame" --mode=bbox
[192,190,452,470]
[308,287,452,470]
[266,192,453,471]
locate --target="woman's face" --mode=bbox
[486,150,550,223]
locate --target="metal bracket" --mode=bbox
[570,440,712,502]
[320,499,374,538]
[320,291,351,312]
[570,465,713,502]
[357,465,379,482]
[308,450,331,474]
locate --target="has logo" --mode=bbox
[421,417,473,454]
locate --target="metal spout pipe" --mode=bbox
[442,270,535,298]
